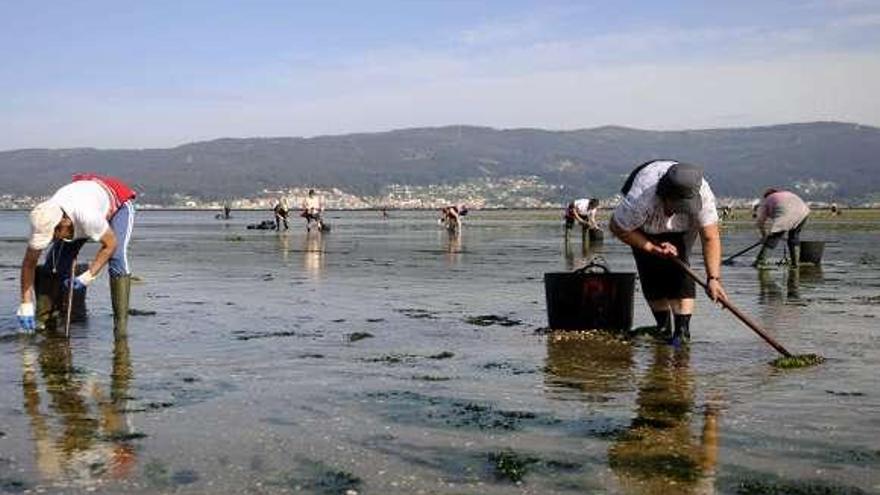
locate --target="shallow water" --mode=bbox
[0,209,878,494]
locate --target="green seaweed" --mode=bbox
[770,353,826,369]
[273,462,362,495]
[348,331,374,342]
[0,477,28,493]
[465,315,523,327]
[366,390,551,431]
[736,479,867,494]
[412,375,452,381]
[102,431,148,442]
[488,451,539,483]
[428,351,455,359]
[128,308,157,316]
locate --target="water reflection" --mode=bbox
[757,269,808,333]
[563,237,603,271]
[444,231,462,266]
[21,335,136,485]
[608,344,719,494]
[276,231,291,262]
[302,231,325,279]
[544,332,635,399]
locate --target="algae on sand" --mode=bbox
[770,353,826,369]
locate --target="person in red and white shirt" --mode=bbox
[18,174,136,335]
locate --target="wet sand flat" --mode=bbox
[0,209,878,494]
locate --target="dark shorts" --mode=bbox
[631,231,695,301]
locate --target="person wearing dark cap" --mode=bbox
[610,160,727,345]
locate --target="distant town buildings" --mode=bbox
[0,178,873,210]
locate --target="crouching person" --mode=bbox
[17,174,136,337]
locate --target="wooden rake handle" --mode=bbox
[671,257,792,357]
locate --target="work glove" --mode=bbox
[17,303,35,332]
[65,270,97,291]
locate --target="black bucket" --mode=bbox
[34,263,88,328]
[544,262,635,331]
[588,228,604,242]
[799,241,824,265]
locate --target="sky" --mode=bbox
[1,0,879,149]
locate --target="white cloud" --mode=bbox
[3,15,880,148]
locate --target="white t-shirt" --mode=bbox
[50,181,112,242]
[302,195,323,213]
[572,199,594,216]
[612,160,718,235]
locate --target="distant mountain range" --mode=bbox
[1,121,878,203]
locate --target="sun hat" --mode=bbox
[28,201,63,250]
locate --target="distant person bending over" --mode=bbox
[17,174,137,336]
[753,188,810,268]
[273,198,290,231]
[440,205,468,231]
[564,198,600,238]
[609,160,727,346]
[301,189,324,232]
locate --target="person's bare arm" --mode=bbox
[20,247,42,304]
[571,209,588,226]
[700,223,727,302]
[88,229,118,277]
[609,217,678,258]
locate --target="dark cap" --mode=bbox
[657,163,703,214]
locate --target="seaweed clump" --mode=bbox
[770,354,825,369]
[737,479,866,494]
[488,451,539,483]
[465,315,523,327]
[348,332,374,342]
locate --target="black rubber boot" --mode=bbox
[110,275,131,338]
[652,309,672,339]
[671,314,692,347]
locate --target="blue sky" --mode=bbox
[2,0,879,149]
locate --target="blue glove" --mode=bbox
[17,303,35,332]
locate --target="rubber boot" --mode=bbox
[788,243,801,269]
[35,287,57,331]
[110,276,131,338]
[671,314,692,347]
[34,266,59,331]
[753,245,770,269]
[652,309,672,340]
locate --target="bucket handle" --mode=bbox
[574,257,610,275]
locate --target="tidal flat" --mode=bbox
[0,209,878,494]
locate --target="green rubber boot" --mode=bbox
[34,265,59,331]
[789,243,801,269]
[110,275,131,338]
[752,246,770,269]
